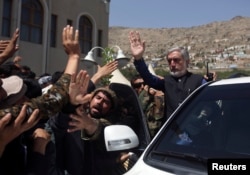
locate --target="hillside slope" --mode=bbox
[109,16,250,58]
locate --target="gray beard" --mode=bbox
[170,69,187,77]
[169,61,188,77]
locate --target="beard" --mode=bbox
[170,69,187,77]
[89,106,102,119]
[169,61,188,78]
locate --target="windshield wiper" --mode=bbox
[151,150,207,167]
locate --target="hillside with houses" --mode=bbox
[108,16,250,71]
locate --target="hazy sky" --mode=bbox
[109,0,250,28]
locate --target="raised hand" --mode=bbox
[0,28,19,64]
[129,31,146,60]
[62,25,81,75]
[67,105,98,134]
[98,60,118,76]
[69,70,90,105]
[62,25,80,57]
[0,41,10,53]
[91,60,118,84]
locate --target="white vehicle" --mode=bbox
[105,77,250,175]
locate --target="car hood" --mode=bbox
[124,156,173,175]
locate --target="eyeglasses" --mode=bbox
[133,82,144,88]
[167,58,182,64]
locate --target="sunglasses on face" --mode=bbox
[133,82,144,88]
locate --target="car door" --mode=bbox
[109,83,151,173]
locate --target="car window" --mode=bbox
[145,83,250,171]
[109,83,151,149]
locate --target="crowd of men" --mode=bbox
[0,26,215,175]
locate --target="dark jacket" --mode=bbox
[0,136,50,175]
[49,112,120,175]
[134,59,205,119]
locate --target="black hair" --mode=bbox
[130,74,143,88]
[0,62,22,77]
[51,71,64,84]
[92,88,117,109]
[23,78,42,98]
[22,65,31,72]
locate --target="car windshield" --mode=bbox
[147,83,250,168]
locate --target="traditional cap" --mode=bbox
[1,75,27,107]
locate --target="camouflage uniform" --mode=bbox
[146,95,164,137]
[0,73,71,121]
[140,91,164,138]
[138,89,151,112]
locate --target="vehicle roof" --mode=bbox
[209,76,250,86]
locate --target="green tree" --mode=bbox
[99,47,115,86]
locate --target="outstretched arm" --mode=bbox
[91,60,118,84]
[63,25,80,75]
[67,105,99,135]
[0,28,19,64]
[0,26,83,120]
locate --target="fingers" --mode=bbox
[26,109,40,126]
[62,25,72,42]
[14,105,40,132]
[12,28,19,42]
[65,25,70,40]
[75,70,82,84]
[75,105,90,117]
[69,26,73,40]
[109,60,118,68]
[14,105,28,125]
[135,31,141,43]
[62,26,67,42]
[107,60,118,67]
[63,25,76,41]
[69,114,81,122]
[71,70,89,88]
[79,94,92,105]
[67,127,78,133]
[67,112,97,133]
[76,70,89,87]
[0,40,10,46]
[129,31,135,43]
[32,128,51,140]
[67,114,82,133]
[101,60,118,74]
[106,61,118,72]
[10,29,19,51]
[63,25,69,42]
[74,29,79,42]
[15,45,19,51]
[129,30,143,46]
[70,72,77,83]
[62,25,80,56]
[80,70,90,91]
[129,31,139,41]
[0,113,12,130]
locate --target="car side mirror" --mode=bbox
[104,125,139,151]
